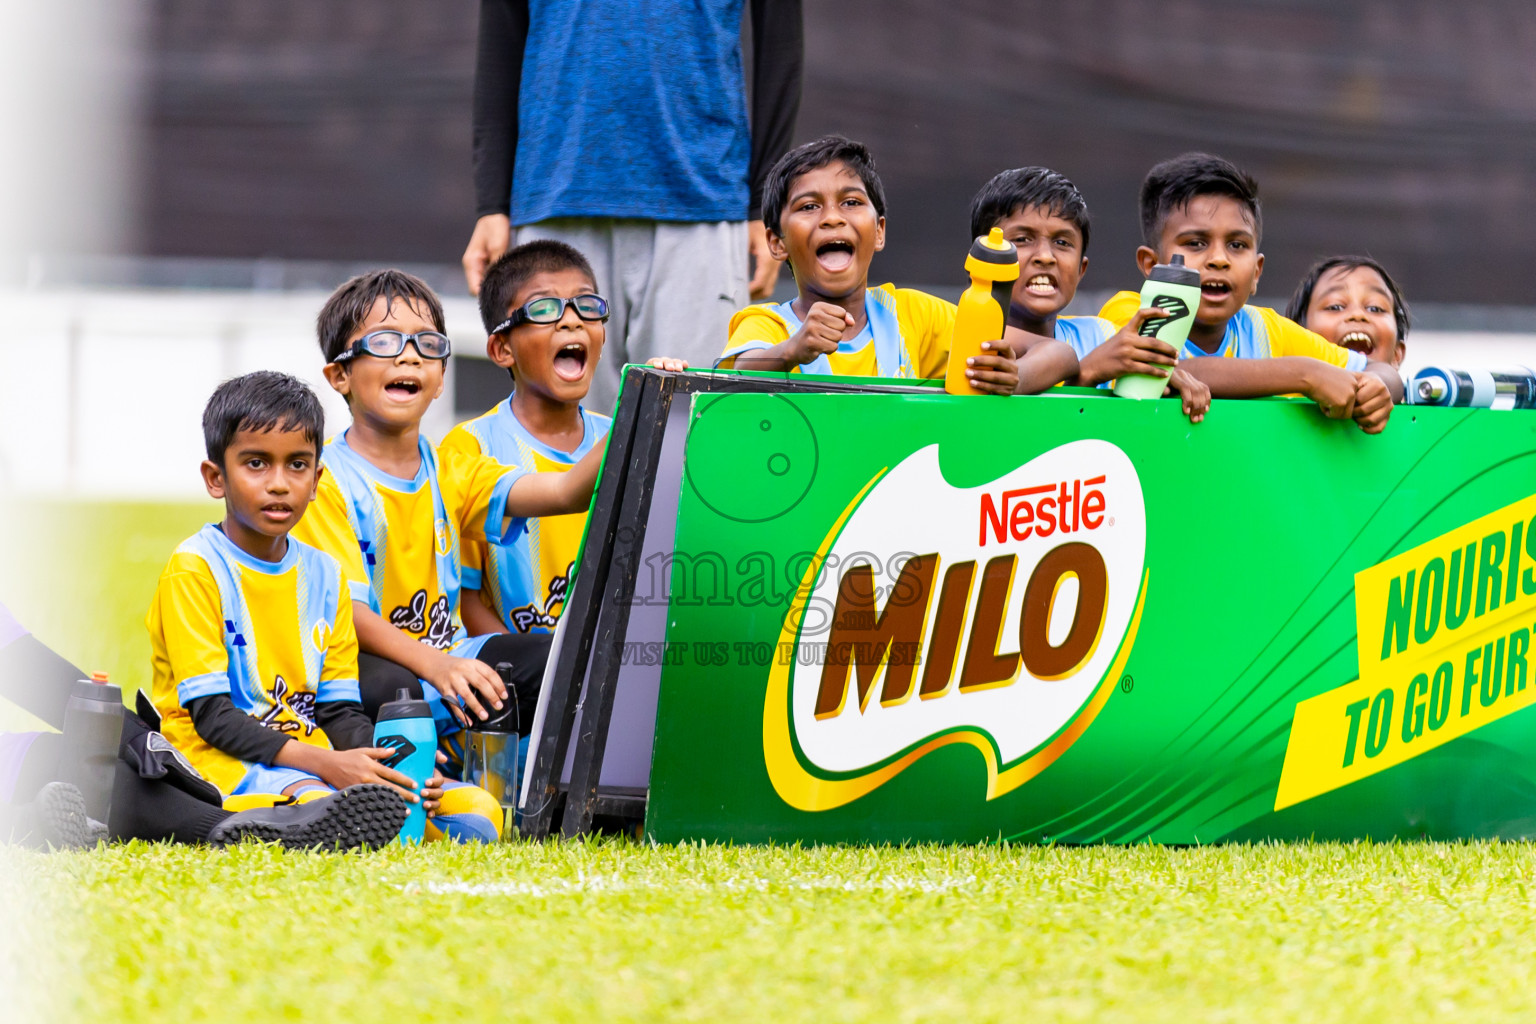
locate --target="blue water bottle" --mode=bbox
[373,688,437,845]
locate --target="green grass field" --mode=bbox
[13,840,1536,1023]
[7,502,1536,1022]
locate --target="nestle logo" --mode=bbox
[979,476,1107,547]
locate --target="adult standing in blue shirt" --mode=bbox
[462,0,804,411]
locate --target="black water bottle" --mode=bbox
[60,672,124,822]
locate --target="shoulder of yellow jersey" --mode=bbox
[1097,290,1143,329]
[727,303,792,345]
[441,409,497,458]
[1249,305,1355,367]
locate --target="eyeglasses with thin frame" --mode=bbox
[490,294,610,335]
[332,330,452,363]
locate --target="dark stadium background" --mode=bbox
[143,0,1535,306]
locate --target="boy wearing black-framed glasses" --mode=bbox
[291,270,605,819]
[441,240,614,638]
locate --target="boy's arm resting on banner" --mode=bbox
[1003,330,1077,395]
[351,604,506,726]
[1180,355,1365,424]
[1363,360,1405,402]
[504,440,607,520]
[1264,309,1399,430]
[1166,368,1211,423]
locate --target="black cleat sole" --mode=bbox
[33,782,92,850]
[209,783,408,851]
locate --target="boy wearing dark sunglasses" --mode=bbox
[441,241,613,637]
[291,271,605,801]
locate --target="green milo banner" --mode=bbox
[642,387,1536,843]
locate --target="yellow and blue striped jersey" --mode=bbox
[289,432,524,658]
[1098,292,1367,370]
[146,524,359,794]
[720,283,954,379]
[440,400,611,634]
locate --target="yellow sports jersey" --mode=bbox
[1097,291,1367,370]
[290,433,523,656]
[441,400,611,633]
[147,524,359,795]
[719,283,954,379]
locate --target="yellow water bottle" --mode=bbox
[945,227,1020,395]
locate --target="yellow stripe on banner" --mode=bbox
[1276,492,1536,810]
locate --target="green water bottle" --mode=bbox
[1114,254,1201,400]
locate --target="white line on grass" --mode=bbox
[402,873,980,898]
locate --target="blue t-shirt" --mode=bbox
[513,0,750,225]
[1054,316,1116,389]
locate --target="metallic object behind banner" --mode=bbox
[1410,366,1536,409]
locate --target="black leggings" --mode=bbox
[1,632,230,842]
[358,631,553,735]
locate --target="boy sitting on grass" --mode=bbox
[290,271,604,833]
[1286,255,1409,370]
[1098,153,1402,433]
[717,135,1077,394]
[147,371,413,847]
[969,165,1209,422]
[442,241,612,639]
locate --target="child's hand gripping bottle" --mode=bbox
[1114,254,1202,400]
[945,227,1020,395]
[373,688,437,844]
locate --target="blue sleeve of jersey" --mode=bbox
[1344,349,1369,372]
[462,566,484,591]
[316,678,361,705]
[178,670,231,706]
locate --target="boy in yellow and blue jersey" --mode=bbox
[1097,153,1403,433]
[442,241,612,637]
[715,136,1076,395]
[968,165,1209,422]
[291,270,605,788]
[148,372,427,846]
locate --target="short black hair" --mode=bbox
[1286,255,1411,342]
[1140,152,1261,249]
[479,240,598,334]
[970,166,1092,254]
[316,269,445,364]
[762,135,887,237]
[202,371,324,466]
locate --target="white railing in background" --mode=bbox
[0,287,484,499]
